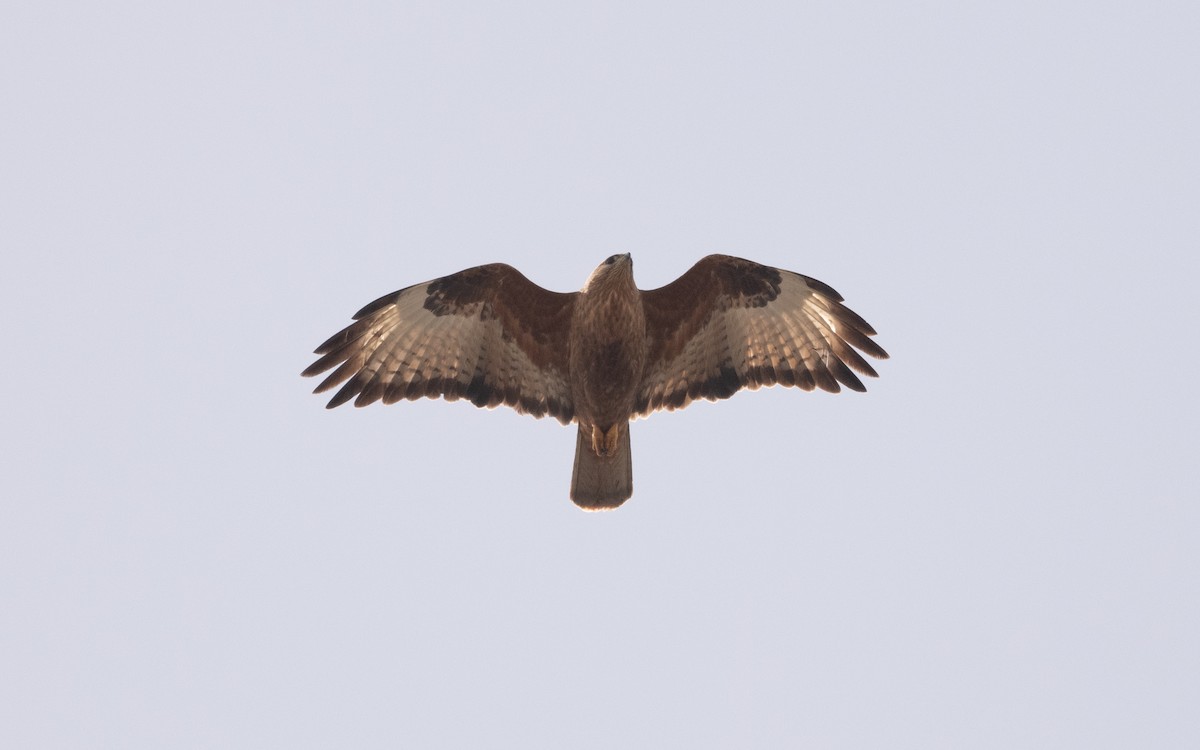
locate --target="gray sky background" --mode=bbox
[3,1,1197,747]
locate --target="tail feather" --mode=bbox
[570,424,632,510]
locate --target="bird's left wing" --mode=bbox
[303,263,577,424]
[636,254,888,415]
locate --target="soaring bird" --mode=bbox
[303,254,887,509]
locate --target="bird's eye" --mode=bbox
[605,255,619,265]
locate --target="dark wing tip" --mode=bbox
[829,357,867,392]
[801,274,845,302]
[352,289,405,320]
[324,382,360,409]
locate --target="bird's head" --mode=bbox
[582,253,634,293]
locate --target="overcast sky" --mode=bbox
[3,1,1197,747]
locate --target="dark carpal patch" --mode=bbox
[424,266,495,317]
[719,259,783,308]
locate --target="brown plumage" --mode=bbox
[303,254,888,510]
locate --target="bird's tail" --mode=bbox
[570,423,633,510]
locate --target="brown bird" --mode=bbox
[303,254,888,510]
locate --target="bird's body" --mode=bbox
[567,257,648,504]
[303,254,888,510]
[571,257,648,429]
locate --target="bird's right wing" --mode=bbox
[303,264,578,424]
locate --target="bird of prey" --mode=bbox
[303,254,887,510]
